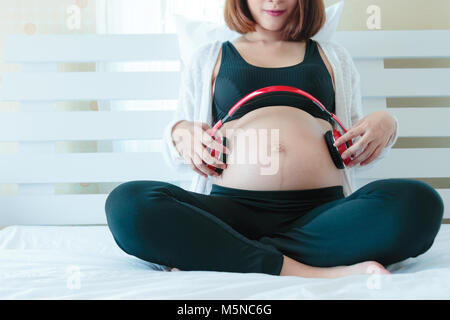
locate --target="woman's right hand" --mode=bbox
[171,120,231,178]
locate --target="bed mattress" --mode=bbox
[1,225,449,299]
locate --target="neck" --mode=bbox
[244,25,284,44]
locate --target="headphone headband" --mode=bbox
[210,85,347,137]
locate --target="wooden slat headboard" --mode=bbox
[333,30,450,220]
[0,30,449,225]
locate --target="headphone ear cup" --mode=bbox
[333,129,354,166]
[213,136,227,175]
[324,130,345,169]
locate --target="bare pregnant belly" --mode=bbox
[212,106,344,191]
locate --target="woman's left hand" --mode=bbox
[333,111,396,168]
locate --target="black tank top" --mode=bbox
[212,39,336,124]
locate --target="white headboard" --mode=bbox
[0,30,449,225]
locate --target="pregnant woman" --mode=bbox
[105,0,444,278]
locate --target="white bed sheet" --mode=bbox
[1,224,449,299]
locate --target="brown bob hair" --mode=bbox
[224,0,326,42]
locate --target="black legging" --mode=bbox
[104,178,444,275]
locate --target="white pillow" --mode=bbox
[173,1,344,67]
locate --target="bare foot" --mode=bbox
[280,255,391,279]
[164,266,182,272]
[325,260,391,278]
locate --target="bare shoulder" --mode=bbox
[230,35,247,45]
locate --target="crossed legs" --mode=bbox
[105,178,444,278]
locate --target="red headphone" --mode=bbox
[205,85,354,174]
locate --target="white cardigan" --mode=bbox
[162,39,399,197]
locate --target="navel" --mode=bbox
[271,142,286,153]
